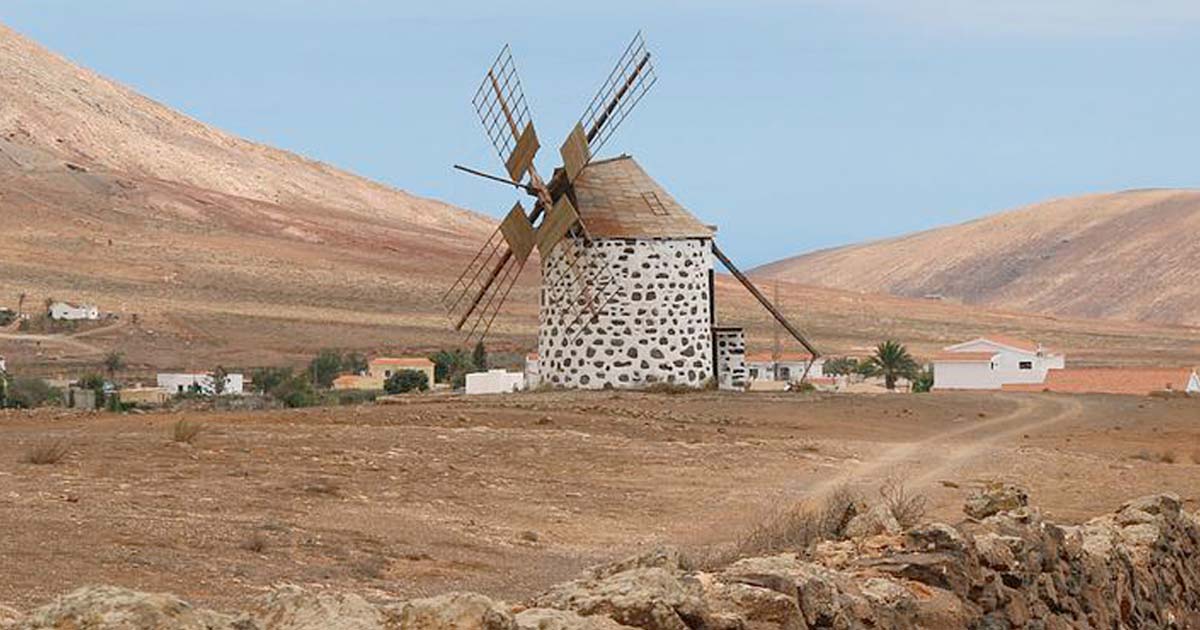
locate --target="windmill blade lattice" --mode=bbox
[578,31,658,155]
[472,45,534,167]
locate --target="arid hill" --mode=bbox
[755,189,1200,326]
[0,22,512,373]
[2,22,1198,376]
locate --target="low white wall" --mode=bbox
[465,370,525,395]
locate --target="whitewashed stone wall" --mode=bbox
[714,327,748,390]
[538,237,713,389]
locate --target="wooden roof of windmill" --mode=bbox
[570,155,714,239]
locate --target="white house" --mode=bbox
[157,372,245,396]
[933,336,1065,391]
[744,352,824,383]
[465,369,525,395]
[49,302,99,321]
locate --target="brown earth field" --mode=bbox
[2,390,1198,612]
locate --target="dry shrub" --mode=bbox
[715,485,862,566]
[879,476,927,528]
[241,532,269,554]
[171,419,204,444]
[351,554,390,580]
[1130,450,1176,464]
[301,478,342,496]
[24,440,70,465]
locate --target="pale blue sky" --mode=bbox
[2,1,1198,266]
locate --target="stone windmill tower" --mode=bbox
[444,33,818,390]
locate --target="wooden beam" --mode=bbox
[711,242,820,358]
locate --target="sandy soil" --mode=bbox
[2,390,1197,612]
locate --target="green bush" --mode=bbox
[385,370,429,394]
[911,367,934,393]
[8,377,61,408]
[250,366,293,394]
[822,357,860,377]
[307,350,369,390]
[271,375,318,408]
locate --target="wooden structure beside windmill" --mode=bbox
[444,33,818,390]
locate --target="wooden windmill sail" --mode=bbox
[442,34,657,344]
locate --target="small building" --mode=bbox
[466,369,525,395]
[118,387,171,406]
[745,352,824,383]
[932,336,1065,391]
[0,355,6,373]
[714,327,748,391]
[49,302,99,321]
[368,357,435,385]
[157,372,245,396]
[68,387,97,410]
[524,353,541,389]
[1004,368,1200,396]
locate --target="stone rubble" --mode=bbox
[3,492,1199,629]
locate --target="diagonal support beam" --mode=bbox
[712,242,820,358]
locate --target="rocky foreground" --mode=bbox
[3,491,1199,629]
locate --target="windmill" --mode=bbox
[444,33,819,390]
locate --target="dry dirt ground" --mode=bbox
[2,390,1198,613]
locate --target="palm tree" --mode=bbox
[862,340,919,390]
[103,351,126,384]
[17,292,26,317]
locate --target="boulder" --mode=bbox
[246,584,385,629]
[532,567,706,630]
[963,483,1029,519]
[584,547,692,581]
[391,592,517,630]
[12,585,241,630]
[514,607,637,629]
[843,503,901,539]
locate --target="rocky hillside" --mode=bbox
[4,491,1198,628]
[755,189,1200,326]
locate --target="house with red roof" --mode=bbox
[932,336,1065,390]
[1003,368,1199,396]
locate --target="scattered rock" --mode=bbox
[515,607,637,629]
[10,494,1200,630]
[246,584,384,629]
[0,605,23,627]
[12,585,240,630]
[843,503,901,539]
[533,567,707,630]
[391,592,516,630]
[963,482,1029,519]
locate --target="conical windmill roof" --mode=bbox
[571,155,714,239]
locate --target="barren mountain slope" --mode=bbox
[0,23,514,372]
[754,189,1200,325]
